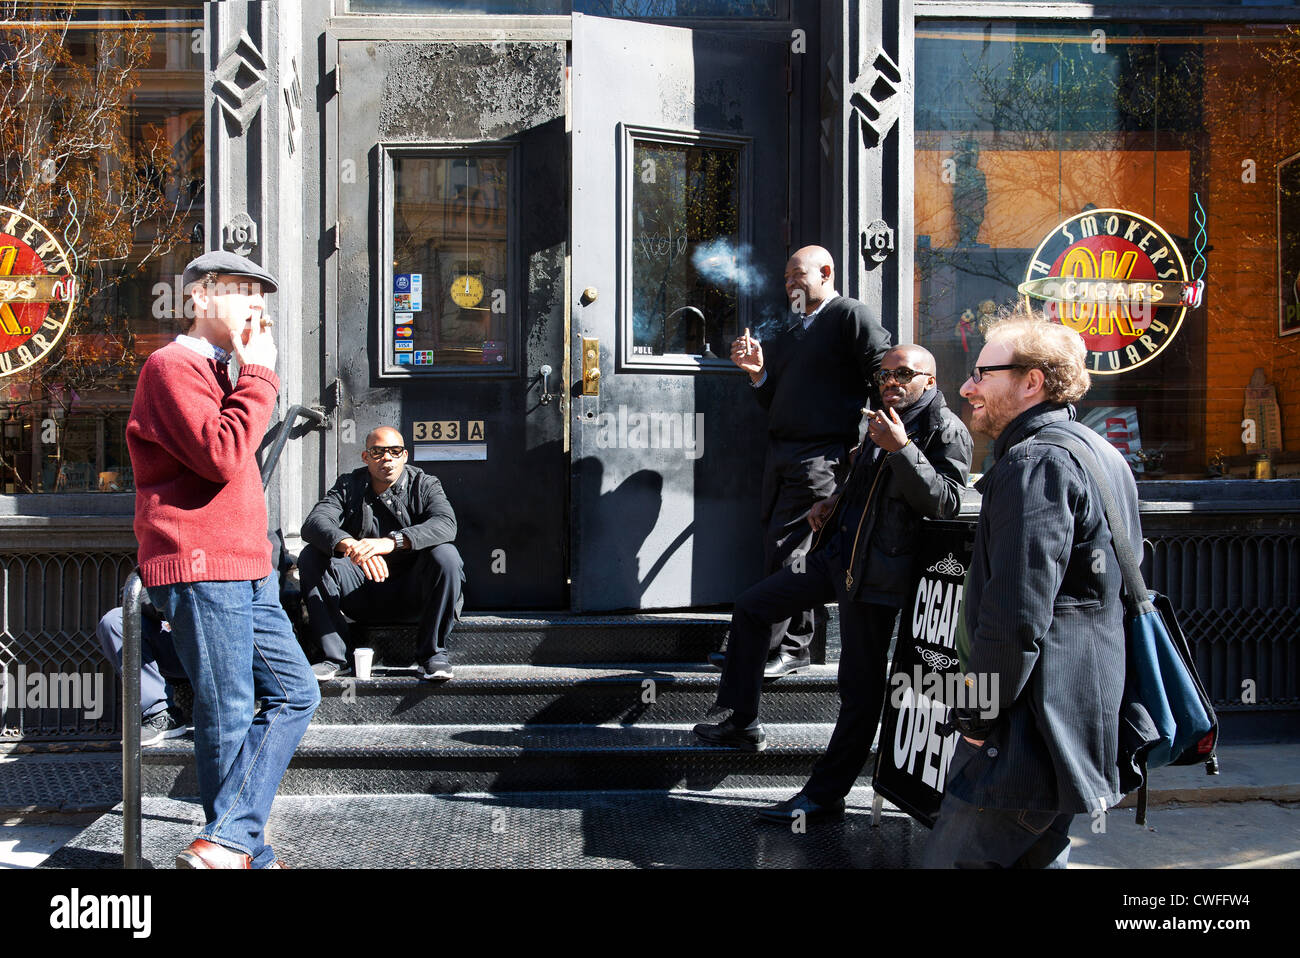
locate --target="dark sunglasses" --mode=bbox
[970,364,1025,383]
[875,366,929,385]
[364,445,407,460]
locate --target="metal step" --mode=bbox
[311,664,842,725]
[141,722,854,795]
[344,607,845,665]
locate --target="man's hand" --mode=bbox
[729,327,764,381]
[866,407,909,453]
[345,537,395,563]
[357,553,389,582]
[232,321,277,370]
[962,736,985,747]
[808,495,838,531]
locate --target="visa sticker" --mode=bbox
[394,340,413,352]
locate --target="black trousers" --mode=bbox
[717,546,898,804]
[297,543,464,665]
[759,438,849,657]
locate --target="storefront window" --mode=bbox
[915,21,1300,480]
[386,152,514,372]
[0,4,204,495]
[347,0,781,15]
[629,136,747,363]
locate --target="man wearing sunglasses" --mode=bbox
[698,346,972,813]
[299,426,463,682]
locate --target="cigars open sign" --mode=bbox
[0,206,76,377]
[873,521,978,828]
[1019,209,1200,375]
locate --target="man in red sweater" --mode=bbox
[127,250,319,869]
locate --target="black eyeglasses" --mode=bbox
[875,366,929,385]
[970,364,1025,383]
[365,446,407,460]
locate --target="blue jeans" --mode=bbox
[96,606,188,720]
[921,788,1074,868]
[147,576,319,867]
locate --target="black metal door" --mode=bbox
[332,38,568,609]
[570,15,791,611]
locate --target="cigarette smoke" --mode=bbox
[692,238,766,296]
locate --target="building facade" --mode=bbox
[0,0,1296,741]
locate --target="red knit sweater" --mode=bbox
[127,341,280,587]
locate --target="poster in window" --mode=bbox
[1279,150,1300,337]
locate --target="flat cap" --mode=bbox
[182,250,278,293]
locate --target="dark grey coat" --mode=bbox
[948,402,1142,814]
[300,464,457,555]
[812,387,972,607]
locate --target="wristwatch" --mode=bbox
[389,531,407,550]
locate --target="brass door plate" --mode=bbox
[582,337,600,396]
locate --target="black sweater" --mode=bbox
[752,295,891,444]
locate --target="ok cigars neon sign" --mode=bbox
[1018,209,1203,375]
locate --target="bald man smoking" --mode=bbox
[719,246,891,680]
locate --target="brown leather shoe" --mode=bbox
[175,838,251,869]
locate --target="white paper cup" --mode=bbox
[353,647,374,680]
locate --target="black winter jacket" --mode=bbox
[812,388,972,607]
[300,464,457,556]
[948,402,1142,814]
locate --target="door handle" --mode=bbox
[537,364,556,405]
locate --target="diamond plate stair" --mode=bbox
[311,664,840,725]
[132,608,859,800]
[141,722,847,796]
[350,609,842,665]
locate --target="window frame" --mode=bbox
[374,141,521,380]
[617,122,755,373]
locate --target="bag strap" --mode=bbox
[1036,426,1155,618]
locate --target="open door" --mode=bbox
[570,14,792,611]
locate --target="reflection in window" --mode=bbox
[348,0,780,14]
[914,21,1300,480]
[391,155,512,370]
[0,7,203,494]
[576,0,779,15]
[631,141,743,360]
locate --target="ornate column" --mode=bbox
[205,0,307,539]
[836,1,914,344]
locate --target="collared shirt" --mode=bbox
[751,291,840,389]
[174,334,231,365]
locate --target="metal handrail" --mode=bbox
[121,572,145,869]
[122,402,329,868]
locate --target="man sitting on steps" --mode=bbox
[299,425,464,681]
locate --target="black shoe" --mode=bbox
[140,709,188,747]
[692,716,766,751]
[419,652,454,681]
[706,651,727,670]
[312,661,344,681]
[764,650,811,679]
[756,792,845,824]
